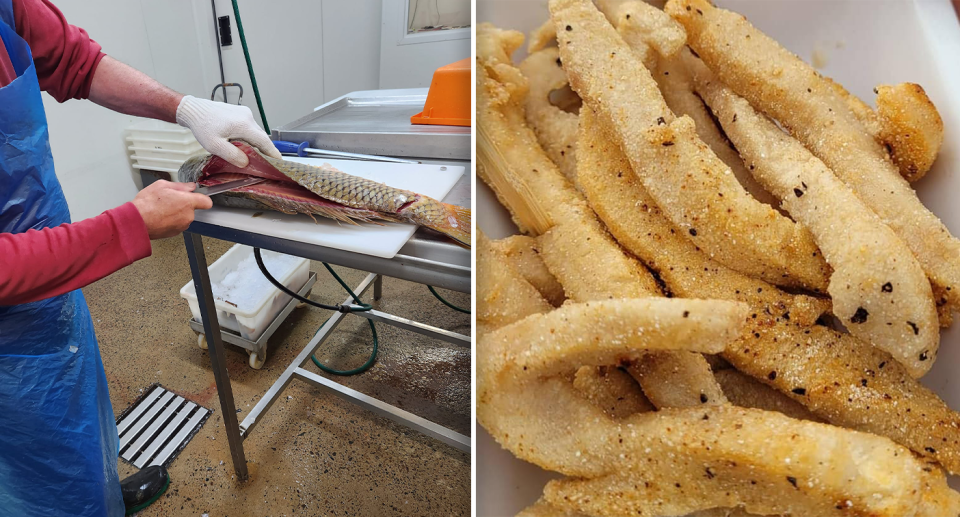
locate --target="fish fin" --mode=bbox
[429,203,471,248]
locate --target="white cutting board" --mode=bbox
[192,157,464,259]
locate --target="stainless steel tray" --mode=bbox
[271,92,470,160]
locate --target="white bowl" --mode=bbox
[475,0,960,514]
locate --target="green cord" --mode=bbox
[230,0,269,130]
[427,285,470,314]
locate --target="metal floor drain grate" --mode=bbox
[116,384,211,468]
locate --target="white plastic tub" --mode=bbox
[179,244,310,341]
[477,0,960,514]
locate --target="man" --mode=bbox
[0,0,281,515]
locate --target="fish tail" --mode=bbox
[421,202,471,248]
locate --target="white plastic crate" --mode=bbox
[128,145,204,160]
[130,155,192,171]
[125,119,201,153]
[180,244,310,341]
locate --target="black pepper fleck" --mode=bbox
[689,228,698,236]
[794,188,804,197]
[683,311,690,318]
[700,393,708,403]
[662,141,675,146]
[768,371,777,380]
[920,351,929,361]
[881,282,892,293]
[786,476,797,488]
[565,25,572,31]
[850,307,869,324]
[792,388,807,395]
[907,321,919,335]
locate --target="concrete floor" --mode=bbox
[82,236,471,516]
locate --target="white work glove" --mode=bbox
[176,95,282,168]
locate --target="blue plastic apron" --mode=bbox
[0,1,123,515]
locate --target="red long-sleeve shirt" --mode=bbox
[0,0,152,306]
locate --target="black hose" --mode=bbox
[254,248,378,375]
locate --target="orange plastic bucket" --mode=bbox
[410,58,471,127]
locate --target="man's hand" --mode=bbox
[176,96,282,168]
[132,181,213,240]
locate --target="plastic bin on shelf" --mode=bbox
[179,244,310,342]
[128,145,205,161]
[410,58,471,127]
[130,155,193,171]
[125,119,201,152]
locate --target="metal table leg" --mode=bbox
[183,232,249,480]
[374,274,383,301]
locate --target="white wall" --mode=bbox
[193,0,384,129]
[44,0,448,222]
[42,0,203,222]
[379,0,470,89]
[321,0,383,102]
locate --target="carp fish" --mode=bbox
[178,141,470,247]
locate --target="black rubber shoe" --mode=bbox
[121,465,170,515]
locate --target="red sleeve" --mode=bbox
[0,203,152,306]
[13,0,106,102]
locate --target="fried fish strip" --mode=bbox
[725,323,960,476]
[518,496,759,517]
[528,19,558,53]
[689,57,939,377]
[520,48,580,181]
[823,75,883,139]
[478,231,554,333]
[576,108,829,326]
[876,82,944,183]
[627,351,727,408]
[549,0,829,291]
[479,22,723,408]
[591,0,778,207]
[714,369,821,422]
[667,0,960,310]
[491,299,740,379]
[577,107,960,474]
[493,234,566,306]
[543,405,959,517]
[653,54,779,208]
[518,499,587,517]
[574,365,654,419]
[478,298,748,477]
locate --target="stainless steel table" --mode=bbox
[183,165,470,480]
